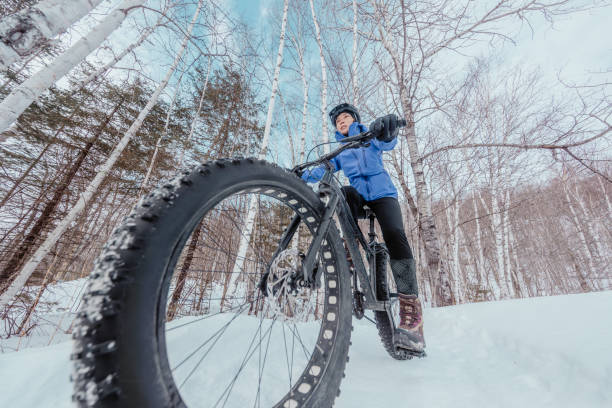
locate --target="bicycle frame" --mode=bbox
[268,121,407,314]
[273,164,387,312]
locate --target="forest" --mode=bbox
[0,0,610,344]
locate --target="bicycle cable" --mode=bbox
[304,140,342,165]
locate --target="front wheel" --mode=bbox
[72,158,352,408]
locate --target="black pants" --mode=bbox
[342,186,418,295]
[341,186,413,260]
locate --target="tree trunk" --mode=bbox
[0,0,145,137]
[0,0,105,70]
[351,0,358,105]
[0,0,203,309]
[229,0,289,289]
[402,106,454,306]
[167,222,203,320]
[490,185,510,298]
[0,97,123,292]
[472,191,486,290]
[563,181,600,290]
[374,17,454,305]
[309,0,330,152]
[0,80,102,210]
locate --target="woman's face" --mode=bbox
[335,112,354,136]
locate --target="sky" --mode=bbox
[492,4,611,84]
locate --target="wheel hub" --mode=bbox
[265,248,316,321]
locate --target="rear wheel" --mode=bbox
[72,158,352,408]
[372,244,414,361]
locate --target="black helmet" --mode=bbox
[328,103,361,126]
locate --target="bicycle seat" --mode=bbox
[363,205,375,219]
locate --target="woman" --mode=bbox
[301,103,425,352]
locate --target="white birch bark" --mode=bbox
[505,192,528,297]
[298,36,308,164]
[477,190,502,299]
[563,182,599,290]
[371,12,454,305]
[445,198,462,302]
[0,0,105,70]
[567,181,608,288]
[503,190,512,293]
[490,184,510,299]
[309,0,330,152]
[351,0,358,105]
[228,0,289,290]
[472,191,486,289]
[571,183,605,265]
[598,175,612,215]
[0,0,203,309]
[0,0,147,138]
[279,92,296,165]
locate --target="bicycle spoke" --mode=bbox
[173,301,251,377]
[281,322,294,390]
[214,316,279,408]
[253,309,275,408]
[161,186,341,407]
[288,321,313,361]
[166,298,250,332]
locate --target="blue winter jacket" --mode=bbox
[301,122,398,201]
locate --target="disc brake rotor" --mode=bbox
[265,248,316,322]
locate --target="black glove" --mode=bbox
[369,114,400,142]
[289,167,304,178]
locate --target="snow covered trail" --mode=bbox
[1,291,611,407]
[337,290,612,408]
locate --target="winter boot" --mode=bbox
[395,293,426,353]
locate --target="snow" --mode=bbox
[1,289,611,407]
[339,291,612,408]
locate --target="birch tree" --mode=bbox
[0,0,204,308]
[0,0,105,70]
[228,0,289,294]
[351,0,358,105]
[309,0,330,152]
[0,0,147,138]
[364,0,594,305]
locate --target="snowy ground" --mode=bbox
[1,290,611,407]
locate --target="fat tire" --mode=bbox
[71,158,352,408]
[372,244,413,361]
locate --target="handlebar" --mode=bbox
[291,118,407,175]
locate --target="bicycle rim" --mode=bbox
[160,185,344,407]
